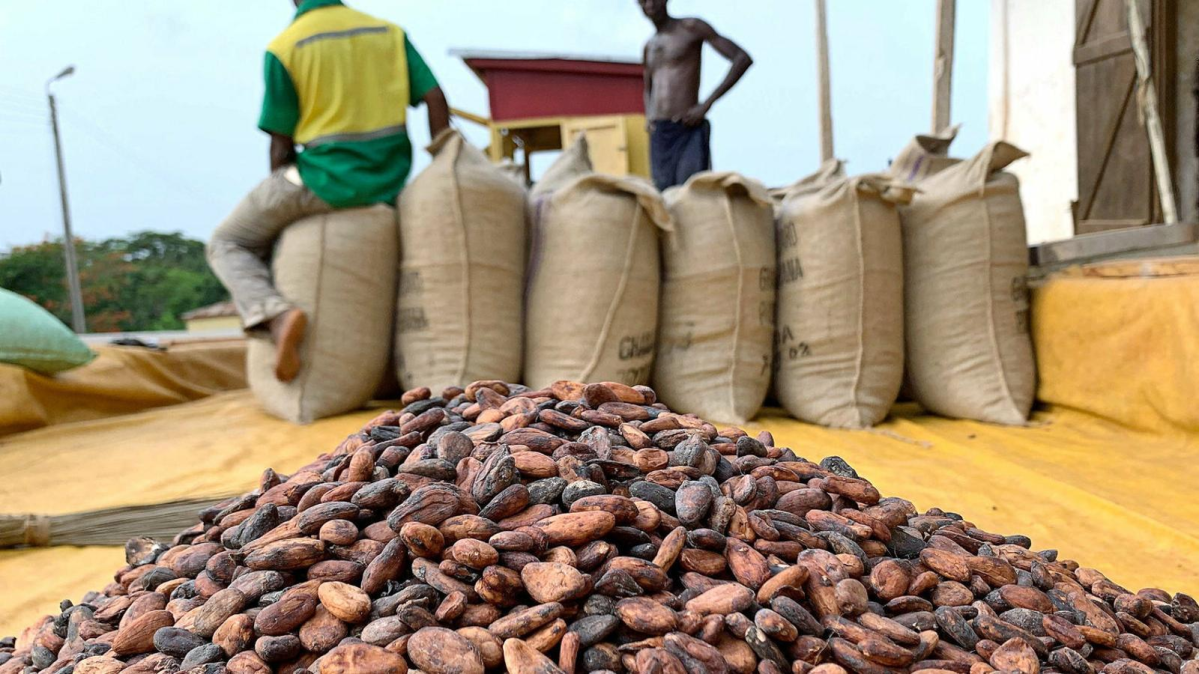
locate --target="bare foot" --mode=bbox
[268,309,307,383]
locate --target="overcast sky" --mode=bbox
[0,1,989,251]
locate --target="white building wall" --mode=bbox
[988,0,1078,244]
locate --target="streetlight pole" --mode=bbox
[47,65,86,334]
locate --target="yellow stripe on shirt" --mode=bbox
[267,5,410,146]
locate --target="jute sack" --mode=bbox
[769,158,846,206]
[525,135,593,275]
[902,141,1035,425]
[774,174,914,428]
[889,124,960,184]
[654,172,775,424]
[396,129,527,393]
[764,160,846,406]
[888,128,959,404]
[530,134,593,206]
[524,173,672,389]
[497,161,528,187]
[248,205,397,423]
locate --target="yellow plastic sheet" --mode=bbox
[0,391,385,515]
[0,547,125,638]
[1034,267,1199,436]
[0,340,247,438]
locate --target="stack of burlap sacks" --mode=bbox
[249,128,1035,429]
[767,128,1036,428]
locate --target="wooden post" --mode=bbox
[1125,0,1178,223]
[931,0,956,134]
[814,0,834,162]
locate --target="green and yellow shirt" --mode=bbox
[258,0,439,208]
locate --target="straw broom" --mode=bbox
[0,498,224,548]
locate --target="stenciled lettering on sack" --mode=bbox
[777,221,798,251]
[778,257,803,286]
[1015,309,1030,334]
[1010,276,1029,308]
[773,324,810,361]
[616,364,652,385]
[758,267,776,292]
[398,269,424,297]
[1010,276,1031,333]
[397,307,429,332]
[619,332,656,361]
[660,323,693,355]
[758,301,773,327]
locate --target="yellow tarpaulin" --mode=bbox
[1034,264,1199,436]
[0,547,125,637]
[0,340,247,438]
[3,265,1199,637]
[0,391,384,516]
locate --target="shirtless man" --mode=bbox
[640,0,752,191]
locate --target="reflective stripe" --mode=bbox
[304,124,407,147]
[295,25,388,48]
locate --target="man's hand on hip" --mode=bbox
[676,102,710,127]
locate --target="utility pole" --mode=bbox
[47,65,86,334]
[814,0,834,162]
[931,0,956,134]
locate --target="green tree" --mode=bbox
[0,232,227,332]
[116,232,227,331]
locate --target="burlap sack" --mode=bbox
[902,141,1035,425]
[889,125,960,184]
[769,158,846,205]
[654,172,775,424]
[249,205,397,423]
[530,134,593,205]
[497,161,528,187]
[395,129,526,393]
[774,174,913,428]
[763,161,846,406]
[888,128,959,405]
[524,173,672,389]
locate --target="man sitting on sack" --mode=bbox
[207,0,449,382]
[639,0,753,191]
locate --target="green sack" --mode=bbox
[0,288,95,374]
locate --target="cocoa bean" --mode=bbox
[502,637,564,674]
[520,562,588,604]
[111,610,174,656]
[407,626,484,674]
[489,603,564,640]
[319,642,409,674]
[152,627,206,658]
[254,590,316,636]
[615,597,677,635]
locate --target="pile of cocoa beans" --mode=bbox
[3,380,1197,674]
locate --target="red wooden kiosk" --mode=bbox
[450,50,651,179]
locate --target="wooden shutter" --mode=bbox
[1073,0,1175,234]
